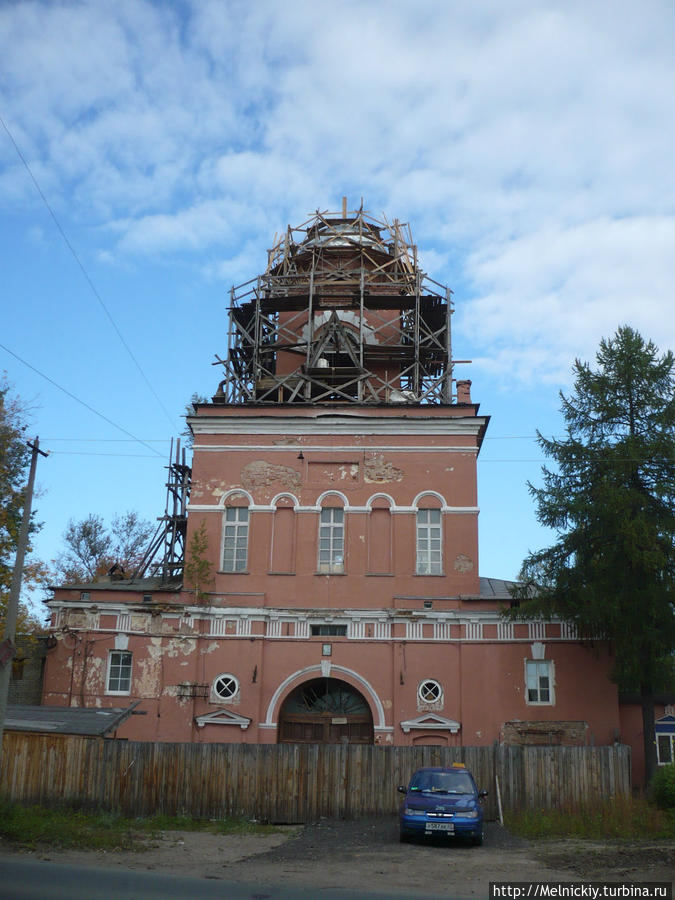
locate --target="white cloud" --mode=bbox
[461,216,675,384]
[1,0,673,383]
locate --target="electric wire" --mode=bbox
[0,342,165,458]
[0,113,179,430]
[49,451,161,458]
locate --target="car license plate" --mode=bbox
[425,822,454,833]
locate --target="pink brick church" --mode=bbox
[42,203,665,783]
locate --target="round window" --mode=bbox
[418,679,442,703]
[213,673,239,700]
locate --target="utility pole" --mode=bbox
[0,437,48,765]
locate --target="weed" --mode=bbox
[0,802,290,851]
[505,795,675,840]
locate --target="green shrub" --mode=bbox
[650,763,675,810]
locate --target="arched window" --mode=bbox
[318,508,344,573]
[416,508,442,574]
[317,494,346,574]
[222,493,250,572]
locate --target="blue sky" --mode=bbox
[2,0,674,616]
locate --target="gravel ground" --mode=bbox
[2,817,673,898]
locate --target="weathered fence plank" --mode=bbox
[0,733,631,823]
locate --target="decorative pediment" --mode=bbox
[400,713,461,734]
[195,709,251,730]
[655,713,675,732]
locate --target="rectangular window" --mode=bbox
[525,659,554,704]
[657,734,674,765]
[318,508,344,573]
[310,624,347,636]
[222,508,249,572]
[416,509,442,574]
[107,650,132,694]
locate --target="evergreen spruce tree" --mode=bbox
[512,326,674,785]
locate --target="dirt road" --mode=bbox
[3,817,673,898]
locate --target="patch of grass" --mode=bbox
[0,801,145,851]
[0,802,290,851]
[213,816,290,837]
[505,795,675,840]
[139,813,289,837]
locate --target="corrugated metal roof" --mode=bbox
[479,577,517,600]
[4,702,140,736]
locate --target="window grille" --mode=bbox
[222,507,249,572]
[657,734,675,765]
[416,509,442,574]
[318,508,344,573]
[213,673,239,701]
[310,624,347,636]
[418,679,443,703]
[177,682,209,700]
[525,659,553,704]
[107,650,132,694]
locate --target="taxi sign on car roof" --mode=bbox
[451,762,466,768]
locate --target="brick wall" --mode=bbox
[501,720,589,746]
[8,637,47,705]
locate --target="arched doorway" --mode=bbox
[278,677,374,744]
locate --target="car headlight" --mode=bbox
[402,807,425,817]
[457,809,479,819]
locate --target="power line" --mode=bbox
[0,113,179,430]
[50,451,161,458]
[0,342,164,458]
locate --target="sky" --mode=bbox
[2,0,674,618]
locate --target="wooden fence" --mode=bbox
[0,734,630,822]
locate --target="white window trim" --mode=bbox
[106,649,132,696]
[416,508,443,575]
[524,658,555,706]
[221,507,250,573]
[417,679,443,705]
[212,672,240,703]
[317,507,345,574]
[657,733,675,765]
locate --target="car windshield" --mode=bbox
[409,771,474,794]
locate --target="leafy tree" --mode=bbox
[184,521,214,604]
[510,326,674,786]
[0,377,48,633]
[52,511,154,584]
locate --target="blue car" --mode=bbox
[397,764,487,845]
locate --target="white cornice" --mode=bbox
[190,416,487,436]
[194,445,479,453]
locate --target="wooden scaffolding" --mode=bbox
[213,201,458,406]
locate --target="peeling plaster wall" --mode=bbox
[364,454,403,483]
[453,553,474,573]
[83,655,105,695]
[40,407,623,752]
[240,461,302,496]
